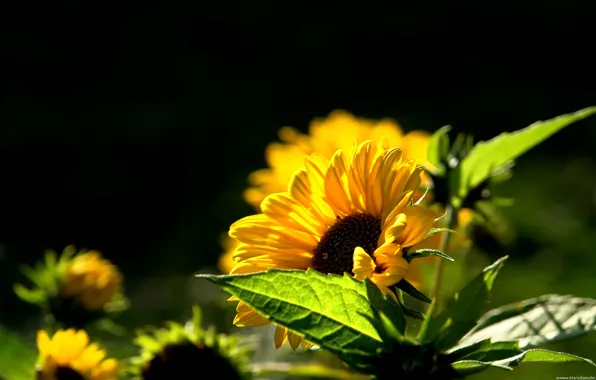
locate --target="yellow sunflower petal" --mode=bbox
[72,343,106,371]
[36,330,51,357]
[91,358,119,380]
[231,217,318,250]
[372,252,408,287]
[261,193,326,235]
[324,150,352,215]
[395,205,437,248]
[274,326,289,349]
[287,331,303,351]
[352,247,375,280]
[233,304,270,327]
[381,213,407,246]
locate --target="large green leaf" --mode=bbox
[455,294,596,349]
[454,106,596,200]
[421,256,508,350]
[0,325,37,380]
[197,269,405,373]
[452,348,595,376]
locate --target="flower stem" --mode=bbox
[429,204,456,315]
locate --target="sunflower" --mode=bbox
[129,306,252,380]
[228,139,443,350]
[60,251,123,312]
[14,246,127,328]
[220,110,432,278]
[243,110,430,209]
[36,329,119,380]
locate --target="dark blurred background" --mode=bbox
[1,2,596,377]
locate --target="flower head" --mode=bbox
[129,306,252,380]
[36,328,118,380]
[229,140,442,349]
[14,246,127,328]
[61,251,122,311]
[243,110,430,209]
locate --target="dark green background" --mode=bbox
[1,2,596,378]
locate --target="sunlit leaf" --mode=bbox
[455,294,596,349]
[406,248,454,262]
[456,341,521,362]
[13,284,46,304]
[451,359,512,376]
[422,256,508,350]
[452,348,595,377]
[444,338,491,362]
[197,269,405,373]
[501,348,595,367]
[426,125,451,173]
[454,106,596,200]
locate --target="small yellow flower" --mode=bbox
[36,329,118,380]
[229,140,440,349]
[61,251,122,311]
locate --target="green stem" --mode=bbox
[429,204,457,315]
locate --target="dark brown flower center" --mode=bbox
[142,341,242,380]
[312,213,382,275]
[51,366,85,380]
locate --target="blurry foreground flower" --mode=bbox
[129,306,252,380]
[229,140,444,349]
[36,328,119,380]
[14,245,128,328]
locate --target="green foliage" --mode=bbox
[456,294,596,349]
[13,246,75,307]
[197,269,406,373]
[452,106,596,203]
[406,248,454,262]
[394,279,431,303]
[451,348,595,376]
[426,125,452,174]
[0,325,37,380]
[421,256,508,350]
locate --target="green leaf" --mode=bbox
[394,279,431,303]
[451,359,513,376]
[406,249,454,262]
[455,294,596,349]
[197,269,403,373]
[458,341,521,362]
[444,338,491,362]
[13,284,46,304]
[502,348,596,367]
[423,256,508,350]
[398,300,425,321]
[425,228,456,239]
[426,125,451,172]
[455,106,596,199]
[0,325,37,380]
[453,348,595,377]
